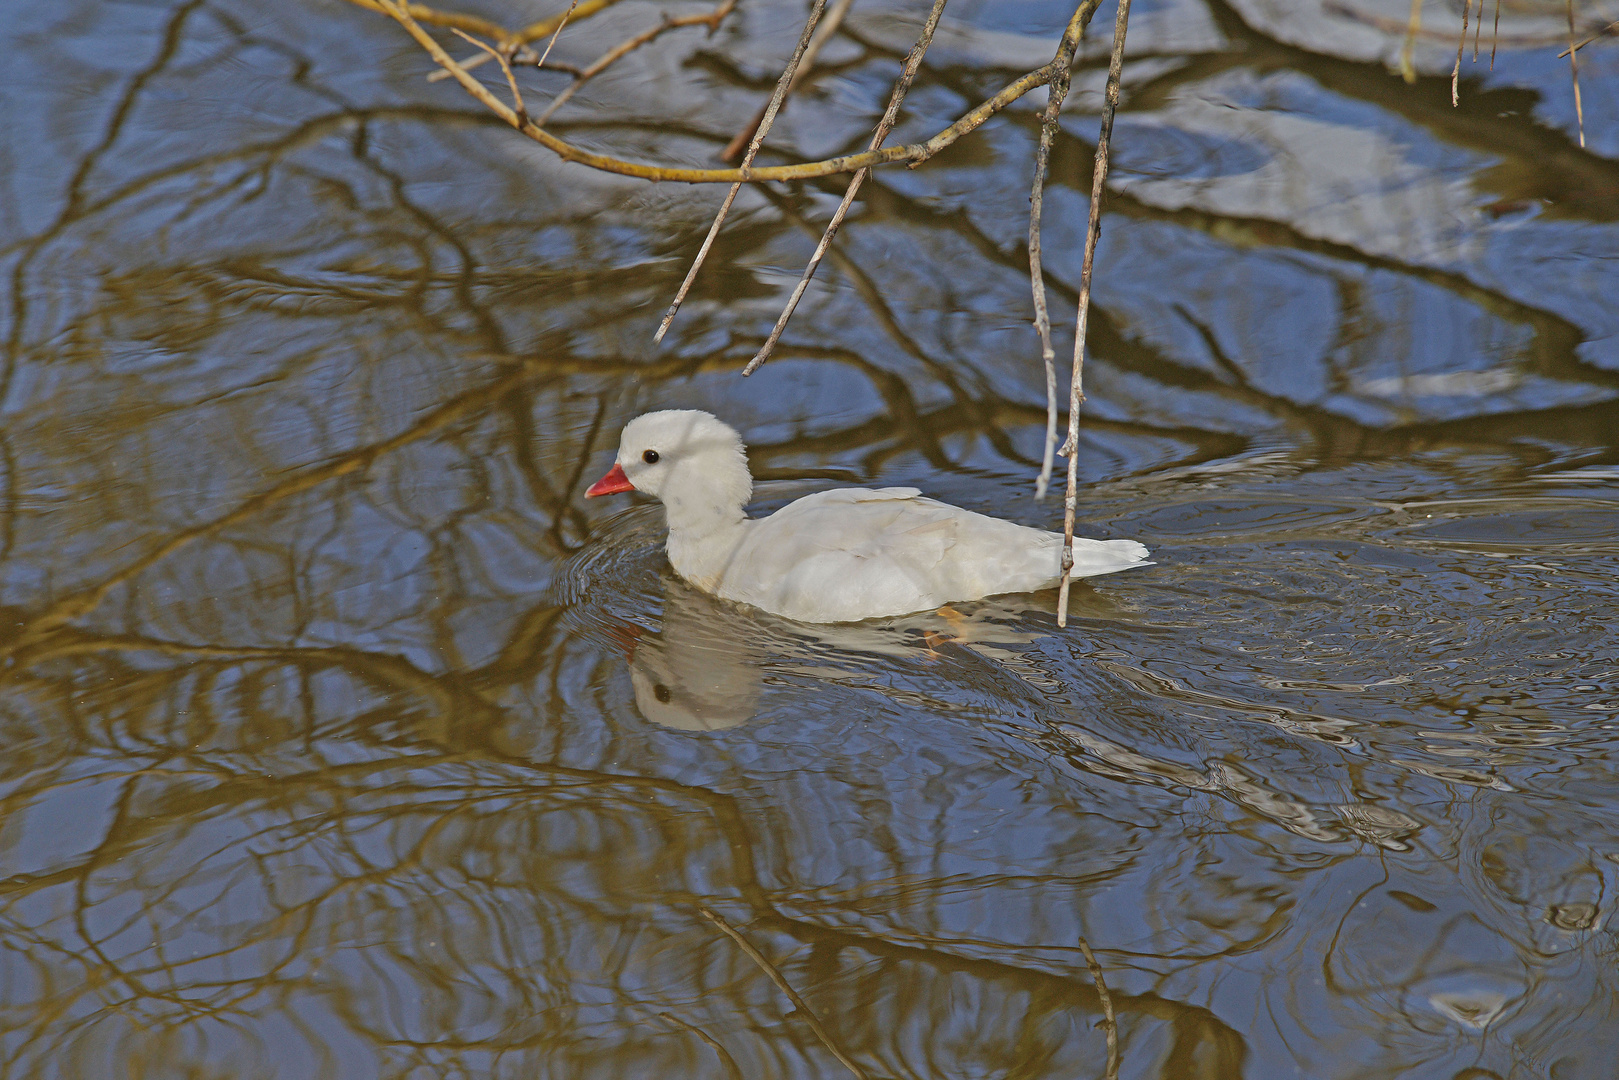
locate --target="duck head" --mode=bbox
[586,410,753,535]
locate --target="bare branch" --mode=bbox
[1558,19,1618,58]
[449,28,526,124]
[1452,0,1473,106]
[535,0,741,127]
[1567,0,1585,147]
[372,0,1072,184]
[1057,0,1131,628]
[1031,2,1106,499]
[699,907,870,1080]
[343,0,630,48]
[1398,0,1422,84]
[653,0,831,344]
[534,0,582,73]
[742,0,951,376]
[720,0,857,164]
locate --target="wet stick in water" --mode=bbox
[698,907,870,1080]
[1079,937,1120,1080]
[1057,0,1131,629]
[742,0,951,377]
[653,0,831,345]
[657,1012,744,1080]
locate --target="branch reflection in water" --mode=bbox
[1,0,1617,1076]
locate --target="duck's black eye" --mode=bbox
[642,449,660,464]
[653,683,672,703]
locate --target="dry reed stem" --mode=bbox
[1567,0,1585,147]
[374,0,1080,183]
[1031,2,1106,499]
[1057,0,1131,629]
[1078,937,1120,1080]
[741,0,951,377]
[535,0,740,127]
[653,0,831,344]
[721,0,857,163]
[698,907,870,1080]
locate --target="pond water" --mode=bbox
[2,0,1618,1077]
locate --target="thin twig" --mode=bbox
[535,0,741,127]
[698,907,870,1080]
[721,0,857,163]
[1568,0,1585,147]
[378,0,1073,184]
[1491,0,1501,68]
[652,0,831,344]
[534,0,582,73]
[1324,0,1591,49]
[1078,938,1119,1080]
[741,0,950,376]
[344,0,629,48]
[1031,2,1105,499]
[1056,0,1130,629]
[1399,0,1422,84]
[1452,0,1472,106]
[449,29,527,123]
[1559,19,1619,58]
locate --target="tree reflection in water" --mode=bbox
[1,0,1617,1077]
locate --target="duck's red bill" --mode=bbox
[586,462,634,497]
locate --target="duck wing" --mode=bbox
[718,487,1148,622]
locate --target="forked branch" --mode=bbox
[654,0,833,344]
[740,0,952,375]
[366,0,1100,184]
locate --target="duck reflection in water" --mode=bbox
[621,574,1071,731]
[623,576,762,731]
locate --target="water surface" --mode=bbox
[2,0,1617,1077]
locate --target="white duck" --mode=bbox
[585,410,1150,623]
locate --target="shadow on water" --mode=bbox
[0,0,1617,1076]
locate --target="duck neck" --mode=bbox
[663,491,746,539]
[659,459,751,589]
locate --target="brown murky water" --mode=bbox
[2,0,1618,1076]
